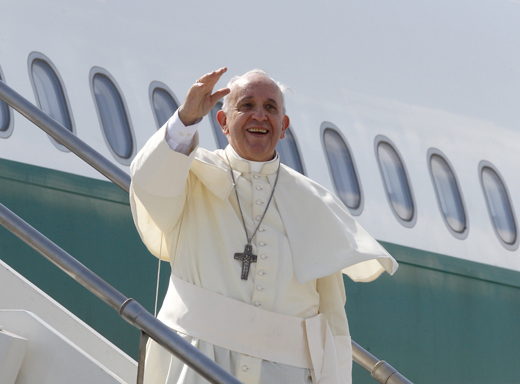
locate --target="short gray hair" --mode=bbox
[221,69,288,114]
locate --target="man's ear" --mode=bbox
[217,110,228,135]
[280,115,290,139]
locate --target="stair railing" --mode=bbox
[0,79,413,384]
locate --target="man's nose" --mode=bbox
[251,107,267,121]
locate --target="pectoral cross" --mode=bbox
[234,244,257,280]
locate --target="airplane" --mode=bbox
[1,0,519,383]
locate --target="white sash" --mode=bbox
[157,275,352,383]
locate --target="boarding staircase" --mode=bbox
[0,80,413,384]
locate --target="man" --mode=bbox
[130,68,397,384]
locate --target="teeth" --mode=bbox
[247,128,267,133]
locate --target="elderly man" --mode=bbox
[130,68,397,384]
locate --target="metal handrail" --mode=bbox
[0,201,241,384]
[352,340,413,384]
[0,79,413,384]
[0,80,130,193]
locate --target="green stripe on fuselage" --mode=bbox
[0,158,518,384]
[346,242,520,383]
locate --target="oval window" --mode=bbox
[322,126,362,213]
[429,151,467,237]
[210,101,228,149]
[376,137,416,226]
[31,59,73,131]
[91,69,134,161]
[150,83,178,128]
[276,127,305,174]
[480,163,517,249]
[28,53,74,148]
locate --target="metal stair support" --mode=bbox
[352,340,413,384]
[0,200,241,384]
[0,79,413,384]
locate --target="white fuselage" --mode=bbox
[1,0,519,272]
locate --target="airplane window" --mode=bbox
[276,127,304,174]
[0,72,10,135]
[429,153,467,236]
[91,71,134,161]
[31,60,73,133]
[323,127,362,213]
[29,55,75,149]
[210,101,228,149]
[376,139,415,226]
[151,83,178,128]
[480,164,517,249]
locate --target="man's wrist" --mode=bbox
[165,110,199,153]
[178,107,199,126]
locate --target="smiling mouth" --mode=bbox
[247,128,268,134]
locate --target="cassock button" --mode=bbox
[241,365,248,371]
[253,174,259,179]
[258,227,265,232]
[256,185,262,191]
[256,285,263,291]
[256,215,261,221]
[260,254,267,259]
[256,200,263,205]
[254,301,261,306]
[258,270,265,276]
[259,241,265,246]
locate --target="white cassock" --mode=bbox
[129,112,398,384]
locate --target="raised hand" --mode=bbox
[177,67,231,126]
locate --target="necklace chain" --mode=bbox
[225,151,281,245]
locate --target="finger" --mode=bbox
[197,67,227,86]
[202,67,227,81]
[210,87,231,103]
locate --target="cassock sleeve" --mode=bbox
[317,271,352,383]
[129,123,200,261]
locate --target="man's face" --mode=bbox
[217,74,290,162]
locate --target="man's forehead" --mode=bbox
[232,74,282,101]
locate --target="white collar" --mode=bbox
[228,145,279,174]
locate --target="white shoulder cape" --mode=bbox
[192,148,398,284]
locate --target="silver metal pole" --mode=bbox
[0,202,242,384]
[0,80,130,193]
[352,340,413,384]
[136,332,148,384]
